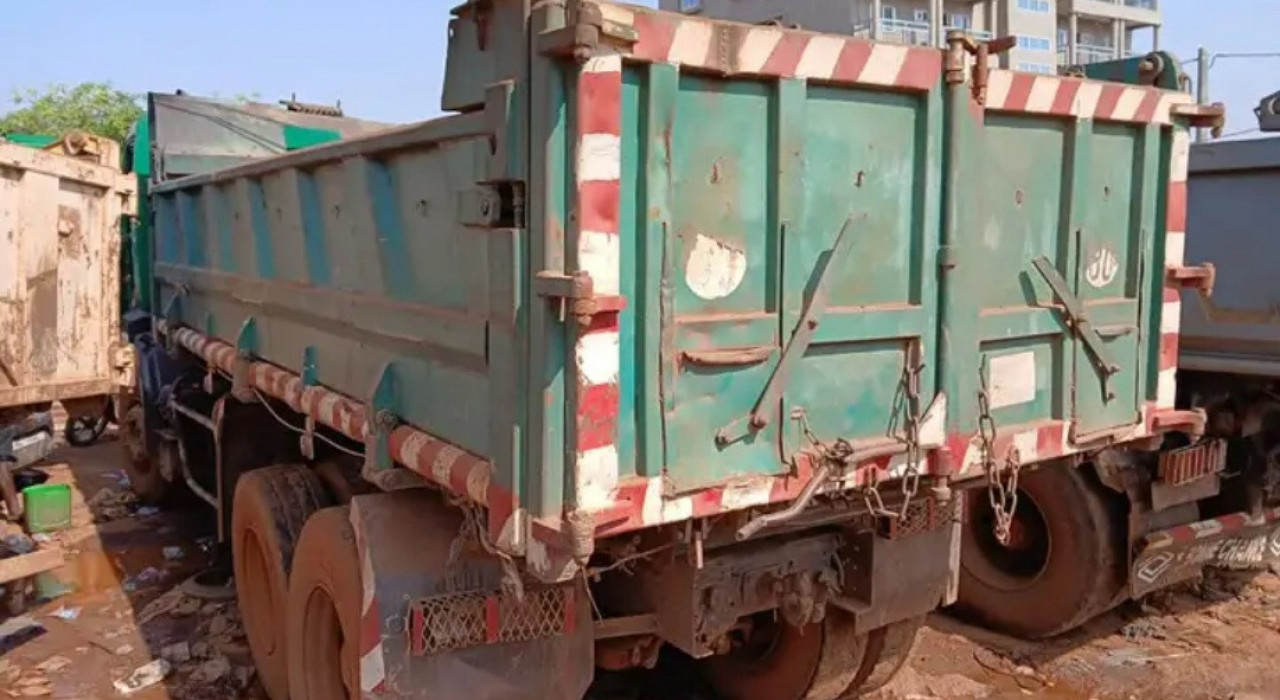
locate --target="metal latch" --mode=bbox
[946,32,1016,104]
[1172,102,1227,138]
[1166,263,1216,296]
[534,271,625,326]
[1031,256,1122,397]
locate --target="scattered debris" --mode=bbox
[162,545,185,561]
[112,659,171,695]
[134,506,161,518]
[231,665,256,691]
[161,641,191,664]
[188,655,231,685]
[34,655,70,674]
[47,606,80,621]
[0,616,44,653]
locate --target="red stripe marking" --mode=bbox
[632,12,678,63]
[895,47,942,91]
[1163,287,1181,304]
[448,456,478,497]
[485,597,501,644]
[1134,89,1163,122]
[408,605,426,655]
[1050,79,1082,116]
[360,603,381,658]
[1167,182,1188,232]
[581,309,621,335]
[563,587,577,635]
[1036,424,1064,458]
[761,33,809,77]
[578,70,622,137]
[577,382,620,452]
[1095,84,1125,121]
[831,40,874,82]
[486,486,517,545]
[1160,332,1180,370]
[690,487,724,518]
[1003,72,1036,111]
[578,180,620,234]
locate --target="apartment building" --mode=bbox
[659,0,1162,73]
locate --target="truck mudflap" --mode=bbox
[349,491,593,699]
[1131,506,1280,598]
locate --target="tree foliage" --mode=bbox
[0,83,143,143]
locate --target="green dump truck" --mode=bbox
[119,1,1226,698]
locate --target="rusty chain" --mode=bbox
[898,350,926,520]
[978,387,1022,545]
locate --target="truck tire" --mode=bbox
[848,616,924,695]
[955,465,1123,639]
[233,465,332,700]
[287,506,362,700]
[702,609,870,700]
[120,405,168,503]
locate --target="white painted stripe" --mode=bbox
[1157,366,1178,408]
[1161,300,1183,335]
[1073,82,1104,119]
[358,542,376,613]
[493,507,522,551]
[737,27,783,74]
[1170,129,1192,182]
[577,133,621,183]
[668,19,714,66]
[465,465,490,503]
[719,479,774,510]
[360,649,386,692]
[640,478,663,526]
[1025,76,1059,113]
[597,3,635,28]
[662,494,694,524]
[318,393,339,423]
[985,70,1015,109]
[576,328,620,386]
[1165,231,1186,266]
[858,43,909,86]
[578,445,620,510]
[795,35,845,79]
[1154,92,1194,125]
[1112,87,1147,121]
[401,432,427,469]
[431,444,464,486]
[918,392,947,448]
[1011,429,1040,463]
[580,229,621,295]
[583,53,622,75]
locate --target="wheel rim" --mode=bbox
[703,614,825,700]
[239,528,279,657]
[966,488,1052,590]
[299,582,354,699]
[69,417,100,444]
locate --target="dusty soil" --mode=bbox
[3,431,1279,699]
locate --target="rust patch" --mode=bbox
[56,205,84,259]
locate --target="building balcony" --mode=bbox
[1056,43,1134,65]
[855,19,991,47]
[1060,0,1161,27]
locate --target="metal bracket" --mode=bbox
[457,187,506,228]
[1031,256,1121,396]
[717,215,864,446]
[232,317,258,402]
[363,362,400,476]
[537,1,637,60]
[1166,263,1216,296]
[947,32,1016,104]
[300,346,318,460]
[534,270,626,327]
[161,294,183,355]
[1172,102,1226,138]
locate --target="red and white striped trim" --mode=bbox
[572,54,624,516]
[596,2,941,91]
[1144,507,1280,550]
[984,71,1194,125]
[349,507,386,697]
[1158,125,1192,409]
[163,324,522,554]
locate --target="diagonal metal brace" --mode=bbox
[1031,256,1121,380]
[716,215,864,446]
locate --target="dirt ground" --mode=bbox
[2,432,1279,699]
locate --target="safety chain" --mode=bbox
[795,411,884,515]
[978,388,1022,545]
[897,346,926,519]
[446,495,525,604]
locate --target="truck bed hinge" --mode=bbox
[1166,262,1216,296]
[946,32,1016,104]
[458,183,525,229]
[1172,102,1226,138]
[537,1,638,60]
[1030,256,1121,398]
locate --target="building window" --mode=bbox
[1058,28,1070,46]
[1016,0,1051,12]
[881,5,897,20]
[678,0,701,13]
[945,12,971,28]
[1017,62,1054,74]
[1018,35,1053,51]
[913,9,929,23]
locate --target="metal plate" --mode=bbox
[1131,511,1280,598]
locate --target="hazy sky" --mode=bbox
[0,1,1271,136]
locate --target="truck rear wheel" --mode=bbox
[848,616,923,694]
[955,465,1122,639]
[702,609,870,700]
[287,506,362,700]
[233,464,332,700]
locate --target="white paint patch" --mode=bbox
[662,495,694,524]
[684,233,747,300]
[1112,88,1147,121]
[1011,429,1040,463]
[859,43,909,85]
[577,446,620,511]
[1161,300,1183,335]
[317,393,339,423]
[1189,518,1225,538]
[1073,82,1104,119]
[1170,129,1192,182]
[431,444,464,486]
[737,27,783,73]
[917,392,947,448]
[360,645,386,692]
[668,20,715,66]
[1165,231,1186,267]
[1155,92,1194,125]
[580,230,621,296]
[987,352,1038,409]
[583,53,623,75]
[596,4,635,29]
[1085,245,1120,288]
[795,35,845,79]
[640,478,664,526]
[577,133,622,183]
[494,507,523,552]
[465,466,490,503]
[1026,76,1059,113]
[719,479,774,511]
[1157,366,1178,408]
[984,70,1014,109]
[400,432,427,470]
[576,329,621,386]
